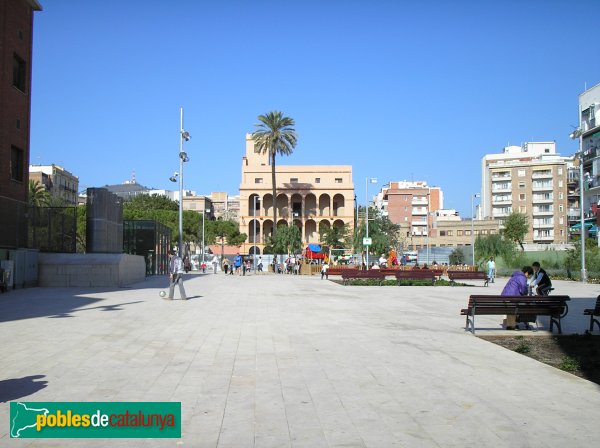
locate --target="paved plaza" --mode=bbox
[1,272,599,447]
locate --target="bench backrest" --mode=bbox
[448,271,486,279]
[395,270,435,279]
[466,295,570,315]
[342,270,384,279]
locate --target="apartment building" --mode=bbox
[373,180,443,248]
[239,134,355,255]
[29,164,79,205]
[577,83,600,230]
[0,0,42,249]
[481,142,572,245]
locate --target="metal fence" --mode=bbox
[0,195,28,249]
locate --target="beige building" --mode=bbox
[208,192,240,221]
[239,134,355,255]
[481,142,573,245]
[29,164,79,205]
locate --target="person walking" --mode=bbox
[487,257,496,283]
[212,257,218,274]
[234,253,243,276]
[257,256,263,274]
[166,250,187,300]
[321,261,329,280]
[222,258,229,275]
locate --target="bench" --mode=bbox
[461,295,570,334]
[584,296,600,333]
[448,270,489,286]
[341,270,385,285]
[394,270,436,285]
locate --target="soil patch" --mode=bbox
[479,334,600,385]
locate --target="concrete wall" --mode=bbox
[38,253,145,287]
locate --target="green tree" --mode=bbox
[270,224,302,256]
[474,234,515,266]
[252,111,297,242]
[28,180,49,206]
[76,205,87,253]
[207,219,247,261]
[353,207,401,259]
[320,223,350,250]
[502,212,529,251]
[449,248,465,265]
[124,194,178,212]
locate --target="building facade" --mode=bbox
[29,164,79,205]
[481,142,572,245]
[374,180,443,240]
[0,0,42,249]
[239,134,355,255]
[578,83,600,232]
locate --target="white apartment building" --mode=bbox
[481,142,573,245]
[29,164,79,205]
[578,83,600,224]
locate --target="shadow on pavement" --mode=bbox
[0,375,48,403]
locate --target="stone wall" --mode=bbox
[38,253,145,287]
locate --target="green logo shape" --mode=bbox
[10,402,181,438]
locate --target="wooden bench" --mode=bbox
[448,270,489,286]
[341,270,385,285]
[460,295,570,334]
[394,270,436,285]
[584,296,600,333]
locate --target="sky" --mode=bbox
[30,0,600,217]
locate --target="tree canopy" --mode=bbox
[502,212,529,250]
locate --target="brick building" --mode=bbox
[0,0,42,249]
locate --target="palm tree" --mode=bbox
[28,180,49,206]
[252,111,297,242]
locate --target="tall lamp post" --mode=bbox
[471,193,480,268]
[570,126,587,283]
[253,196,259,273]
[170,108,191,257]
[201,208,210,264]
[365,177,377,268]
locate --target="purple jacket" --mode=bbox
[501,271,528,296]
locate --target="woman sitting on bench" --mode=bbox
[501,266,534,330]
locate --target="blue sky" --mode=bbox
[30,0,600,217]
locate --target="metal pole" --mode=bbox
[253,196,257,273]
[178,107,184,257]
[580,135,587,282]
[365,177,369,269]
[471,194,475,268]
[202,211,205,263]
[426,194,430,264]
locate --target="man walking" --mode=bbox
[167,250,187,300]
[487,257,496,283]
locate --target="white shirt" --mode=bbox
[170,256,184,274]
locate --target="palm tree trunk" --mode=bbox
[271,150,277,240]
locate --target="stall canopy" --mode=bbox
[305,244,326,259]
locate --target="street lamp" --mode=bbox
[201,208,210,264]
[570,126,587,283]
[174,107,191,257]
[365,177,377,268]
[253,195,259,273]
[471,193,480,268]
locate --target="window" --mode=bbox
[519,206,527,213]
[440,230,446,236]
[315,178,320,184]
[16,119,21,129]
[11,146,24,181]
[457,230,463,236]
[13,54,26,92]
[518,169,526,177]
[290,178,298,183]
[559,216,564,224]
[254,178,263,184]
[518,182,525,189]
[335,178,342,183]
[519,193,526,201]
[558,192,563,200]
[465,230,471,236]
[558,167,563,175]
[447,230,453,236]
[558,180,563,187]
[559,204,563,212]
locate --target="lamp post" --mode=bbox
[365,177,377,268]
[570,126,587,283]
[471,193,480,268]
[172,107,190,257]
[201,208,210,264]
[253,195,258,273]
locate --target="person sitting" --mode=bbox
[530,261,552,295]
[501,266,534,330]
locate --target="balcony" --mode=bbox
[491,186,512,193]
[412,198,428,205]
[533,235,555,242]
[532,171,552,179]
[532,184,553,191]
[492,197,512,205]
[492,210,511,218]
[491,174,511,181]
[532,208,553,216]
[531,196,553,204]
[412,209,428,215]
[533,222,554,229]
[411,220,427,226]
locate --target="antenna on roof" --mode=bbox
[132,170,136,184]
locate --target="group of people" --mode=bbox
[501,261,552,297]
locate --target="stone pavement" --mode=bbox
[0,272,599,447]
